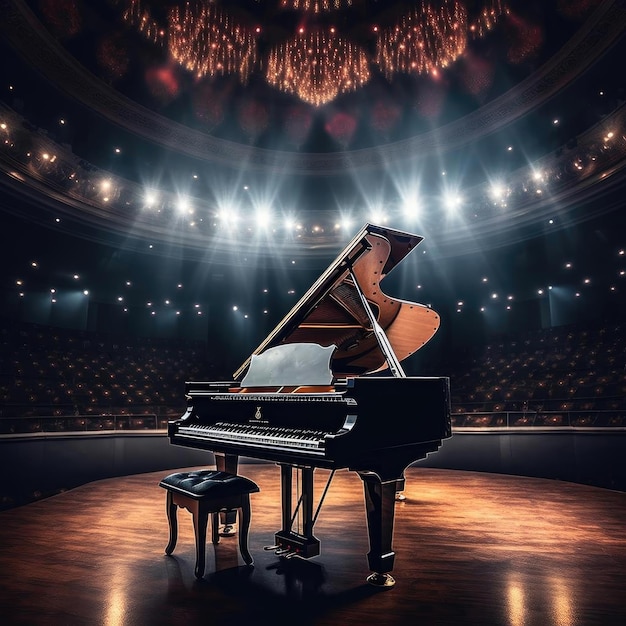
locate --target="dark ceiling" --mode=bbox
[0,0,625,347]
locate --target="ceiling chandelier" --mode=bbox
[121,0,508,106]
[123,0,257,82]
[376,0,508,79]
[266,29,370,106]
[278,0,355,12]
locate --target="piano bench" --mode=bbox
[159,469,260,579]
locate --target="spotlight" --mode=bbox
[144,190,158,208]
[254,208,272,229]
[401,199,421,220]
[176,196,192,213]
[443,193,462,212]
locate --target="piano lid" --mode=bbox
[233,224,441,380]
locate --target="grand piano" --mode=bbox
[168,223,451,587]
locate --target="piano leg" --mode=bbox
[272,464,321,559]
[357,471,398,588]
[215,453,239,535]
[280,464,293,538]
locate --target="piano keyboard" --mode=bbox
[210,392,355,405]
[178,421,328,451]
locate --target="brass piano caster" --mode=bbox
[395,491,406,501]
[366,572,396,588]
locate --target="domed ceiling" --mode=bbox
[1,0,625,264]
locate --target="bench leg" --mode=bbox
[238,497,254,566]
[192,504,208,579]
[164,491,178,555]
[211,512,220,545]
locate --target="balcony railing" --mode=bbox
[451,410,626,429]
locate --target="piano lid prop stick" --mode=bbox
[349,268,407,378]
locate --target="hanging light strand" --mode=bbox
[122,0,164,45]
[278,0,354,13]
[376,0,469,80]
[469,0,509,38]
[266,30,370,106]
[168,2,257,82]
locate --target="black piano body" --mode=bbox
[171,376,450,477]
[167,224,452,587]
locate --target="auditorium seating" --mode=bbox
[446,321,626,428]
[0,318,207,425]
[1,317,624,431]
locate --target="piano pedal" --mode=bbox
[263,545,280,551]
[219,524,236,537]
[274,548,291,556]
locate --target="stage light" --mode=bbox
[489,182,507,202]
[176,196,191,213]
[444,192,462,212]
[369,209,387,223]
[282,216,296,231]
[401,197,421,219]
[143,190,158,207]
[254,208,272,229]
[83,290,89,296]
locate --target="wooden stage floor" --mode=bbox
[1,465,625,626]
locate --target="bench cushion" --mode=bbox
[159,470,259,500]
